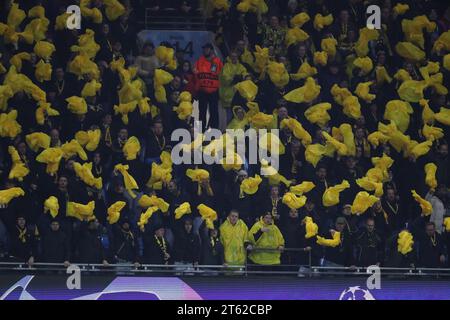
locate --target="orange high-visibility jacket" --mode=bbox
[195,55,223,94]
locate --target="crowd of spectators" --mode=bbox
[0,0,449,271]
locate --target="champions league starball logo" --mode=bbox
[338,265,381,300]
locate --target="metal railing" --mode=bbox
[1,246,449,277]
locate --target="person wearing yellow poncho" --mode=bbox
[219,210,250,266]
[247,213,285,265]
[219,52,248,109]
[322,180,350,207]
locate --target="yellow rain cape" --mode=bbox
[248,219,285,265]
[44,196,59,218]
[107,201,126,224]
[322,180,350,207]
[220,218,248,265]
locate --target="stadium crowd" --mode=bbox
[0,0,449,271]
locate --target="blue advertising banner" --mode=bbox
[137,30,222,63]
[1,274,449,300]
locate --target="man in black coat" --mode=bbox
[141,225,172,265]
[417,222,446,268]
[173,218,201,267]
[40,219,70,266]
[8,215,39,266]
[111,218,140,266]
[76,219,108,265]
[321,217,355,267]
[355,218,384,267]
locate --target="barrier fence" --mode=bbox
[1,246,449,277]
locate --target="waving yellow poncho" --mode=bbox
[313,13,333,31]
[8,146,29,181]
[34,40,55,60]
[154,69,174,103]
[375,66,393,85]
[254,45,269,74]
[240,175,262,195]
[35,60,52,82]
[393,3,409,15]
[71,28,100,58]
[0,187,25,205]
[397,230,414,255]
[35,100,59,125]
[291,61,317,80]
[290,12,310,27]
[322,180,350,207]
[304,103,331,127]
[351,192,379,215]
[321,38,337,57]
[220,152,244,171]
[422,124,443,141]
[434,107,450,126]
[0,85,14,111]
[234,80,258,102]
[287,181,315,196]
[155,45,177,70]
[68,54,100,79]
[9,52,31,72]
[61,139,87,161]
[395,42,425,62]
[107,201,126,224]
[81,79,102,98]
[411,190,432,216]
[173,101,193,120]
[137,206,159,231]
[67,201,96,221]
[44,196,59,218]
[123,136,141,161]
[402,15,436,49]
[419,99,435,125]
[304,216,319,239]
[260,160,292,187]
[237,0,268,14]
[384,100,413,133]
[138,194,169,213]
[305,143,329,167]
[356,176,384,197]
[367,131,390,148]
[397,79,428,103]
[424,163,437,191]
[285,27,309,47]
[280,118,312,146]
[444,217,450,232]
[355,27,379,57]
[317,231,341,247]
[283,77,321,104]
[0,110,22,138]
[104,0,126,21]
[249,112,275,129]
[355,81,375,102]
[186,168,210,182]
[313,51,328,66]
[146,162,172,190]
[282,192,307,209]
[353,56,373,75]
[73,162,102,189]
[114,101,138,125]
[378,121,411,153]
[36,147,63,174]
[114,164,139,198]
[75,129,101,152]
[248,219,285,265]
[175,202,192,220]
[267,62,290,88]
[66,96,88,115]
[322,131,348,156]
[333,123,356,156]
[198,204,218,229]
[26,132,51,152]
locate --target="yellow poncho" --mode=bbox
[234,80,258,102]
[419,99,435,125]
[154,69,174,103]
[254,45,269,74]
[313,13,333,31]
[107,201,126,224]
[114,101,138,125]
[75,129,101,152]
[402,15,436,49]
[220,218,249,265]
[137,206,159,231]
[393,3,409,15]
[197,204,218,229]
[81,79,102,98]
[384,100,413,133]
[146,161,173,190]
[282,192,307,209]
[353,56,373,75]
[8,146,29,181]
[285,27,309,47]
[36,147,64,175]
[155,46,177,70]
[103,0,126,21]
[26,132,51,152]
[0,187,25,205]
[240,175,262,195]
[114,164,139,198]
[220,152,244,171]
[424,163,437,191]
[280,118,312,146]
[248,219,285,265]
[355,27,379,57]
[355,81,375,102]
[138,194,169,213]
[367,131,390,148]
[290,181,315,195]
[411,190,432,216]
[290,61,317,80]
[316,231,341,247]
[44,196,59,218]
[35,101,59,125]
[0,85,14,111]
[397,80,428,103]
[73,162,102,189]
[260,160,292,187]
[70,29,100,59]
[395,42,426,62]
[186,168,210,182]
[322,131,348,156]
[434,107,450,126]
[333,123,356,156]
[305,143,330,167]
[313,51,328,66]
[61,139,88,161]
[322,180,350,207]
[249,112,275,129]
[351,192,379,215]
[375,66,393,85]
[9,52,31,72]
[290,12,310,27]
[0,110,22,138]
[283,77,321,104]
[444,217,450,232]
[173,101,193,120]
[175,202,192,220]
[66,96,88,115]
[123,136,141,161]
[304,216,319,239]
[422,124,443,141]
[219,60,248,108]
[397,230,414,255]
[67,201,95,221]
[34,41,55,60]
[304,103,331,127]
[321,37,337,57]
[267,62,290,88]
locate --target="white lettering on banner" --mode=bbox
[366,265,381,289]
[66,5,81,30]
[66,264,81,289]
[366,5,381,30]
